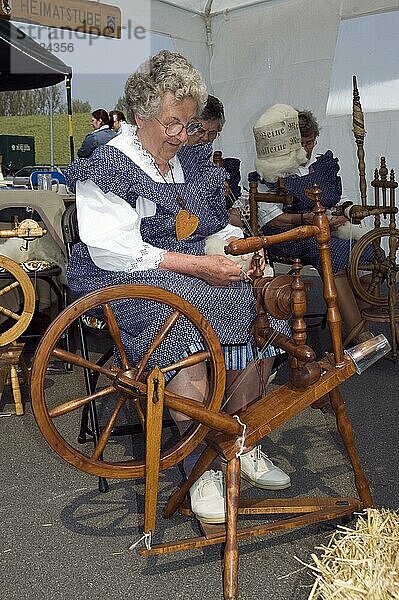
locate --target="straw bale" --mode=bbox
[306,508,399,599]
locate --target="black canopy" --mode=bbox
[0,20,72,91]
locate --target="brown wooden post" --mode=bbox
[306,185,345,365]
[144,367,165,538]
[329,386,374,507]
[224,456,240,600]
[352,75,367,206]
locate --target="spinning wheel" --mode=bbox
[348,227,399,357]
[0,216,48,346]
[30,284,226,479]
[0,255,35,346]
[30,187,374,600]
[348,227,399,308]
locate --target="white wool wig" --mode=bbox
[253,104,307,182]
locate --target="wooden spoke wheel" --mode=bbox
[30,284,226,479]
[348,227,399,308]
[0,256,35,346]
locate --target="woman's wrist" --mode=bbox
[295,213,305,226]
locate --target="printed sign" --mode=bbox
[10,0,121,38]
[254,117,301,158]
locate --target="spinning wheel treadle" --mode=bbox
[30,284,226,479]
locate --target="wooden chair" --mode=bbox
[30,186,373,599]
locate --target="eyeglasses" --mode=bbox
[195,127,220,141]
[154,117,203,137]
[301,138,317,150]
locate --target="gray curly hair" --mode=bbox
[124,50,208,123]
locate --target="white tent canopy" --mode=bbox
[118,0,399,203]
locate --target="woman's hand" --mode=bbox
[197,254,242,286]
[225,236,266,278]
[329,214,348,231]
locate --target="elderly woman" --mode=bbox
[254,106,374,344]
[64,51,290,525]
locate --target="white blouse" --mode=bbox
[76,125,242,272]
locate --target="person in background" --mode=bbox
[109,110,127,134]
[187,94,242,219]
[77,109,117,158]
[187,94,224,145]
[65,51,291,525]
[253,105,374,344]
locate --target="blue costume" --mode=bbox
[77,126,117,158]
[65,142,289,370]
[253,151,373,274]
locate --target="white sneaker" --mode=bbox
[189,470,226,524]
[240,446,291,490]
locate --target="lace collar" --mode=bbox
[108,123,183,183]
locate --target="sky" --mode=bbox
[12,9,174,110]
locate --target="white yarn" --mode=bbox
[205,234,274,277]
[253,103,307,183]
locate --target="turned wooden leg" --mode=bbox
[10,364,23,416]
[224,456,240,600]
[0,366,8,402]
[329,386,373,507]
[18,354,30,385]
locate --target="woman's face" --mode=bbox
[91,116,103,129]
[111,117,121,132]
[301,134,317,160]
[186,118,221,145]
[135,92,197,168]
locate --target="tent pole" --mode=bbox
[204,1,214,72]
[66,74,74,162]
[49,88,54,168]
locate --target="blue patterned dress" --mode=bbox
[65,142,289,369]
[253,151,373,274]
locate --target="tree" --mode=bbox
[0,84,86,116]
[114,96,127,113]
[72,99,92,113]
